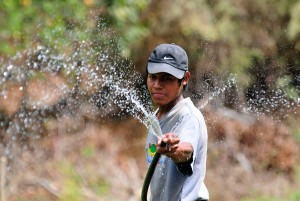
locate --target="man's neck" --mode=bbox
[156,95,184,119]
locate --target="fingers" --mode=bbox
[156,133,179,156]
[161,133,179,145]
[164,144,179,158]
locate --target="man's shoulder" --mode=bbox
[179,99,203,119]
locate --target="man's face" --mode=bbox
[147,72,183,107]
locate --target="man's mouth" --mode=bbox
[152,92,165,99]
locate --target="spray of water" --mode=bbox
[197,73,300,121]
[97,53,162,137]
[1,16,299,172]
[0,20,166,166]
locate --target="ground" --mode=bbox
[1,104,300,201]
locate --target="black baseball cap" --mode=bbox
[147,43,188,79]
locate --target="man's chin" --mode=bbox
[153,100,164,107]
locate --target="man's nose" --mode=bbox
[153,79,162,88]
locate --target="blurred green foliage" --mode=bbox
[0,0,90,55]
[80,144,95,158]
[1,1,300,200]
[0,0,299,105]
[59,160,84,201]
[288,1,300,40]
[104,0,150,56]
[59,158,109,201]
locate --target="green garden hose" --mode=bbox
[141,142,166,201]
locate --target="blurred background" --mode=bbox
[0,0,300,200]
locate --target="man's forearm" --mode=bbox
[167,142,193,163]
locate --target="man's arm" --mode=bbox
[157,133,194,176]
[156,133,193,163]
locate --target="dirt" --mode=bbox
[1,105,299,201]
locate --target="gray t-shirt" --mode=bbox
[145,98,209,201]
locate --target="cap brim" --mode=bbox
[147,62,185,79]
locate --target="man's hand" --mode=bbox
[157,133,180,156]
[156,133,193,163]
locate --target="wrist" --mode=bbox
[175,152,193,176]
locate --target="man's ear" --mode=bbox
[183,71,190,86]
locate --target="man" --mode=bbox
[145,43,209,201]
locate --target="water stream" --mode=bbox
[0,16,300,201]
[1,39,299,153]
[0,36,162,160]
